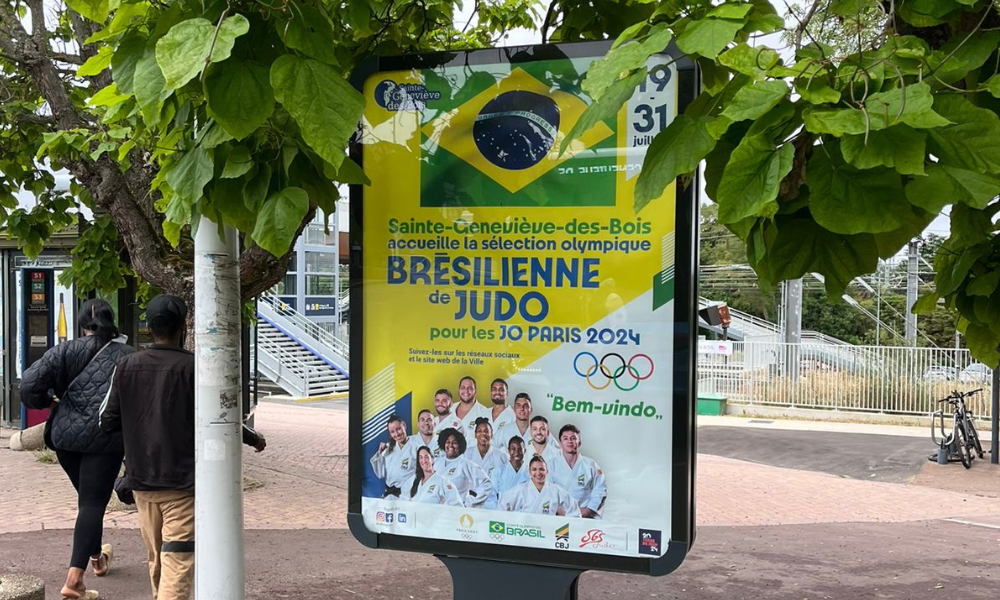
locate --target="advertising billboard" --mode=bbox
[349,41,696,575]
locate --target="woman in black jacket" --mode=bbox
[21,299,135,600]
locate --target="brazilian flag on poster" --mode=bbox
[418,61,616,207]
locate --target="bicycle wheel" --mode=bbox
[966,419,985,459]
[956,423,972,469]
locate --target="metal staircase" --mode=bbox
[255,295,349,397]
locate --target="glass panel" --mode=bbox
[306,274,335,295]
[305,251,336,274]
[273,273,297,295]
[305,225,332,246]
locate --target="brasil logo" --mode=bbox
[489,521,505,534]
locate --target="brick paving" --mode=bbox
[1,402,997,536]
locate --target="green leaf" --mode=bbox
[963,323,1000,367]
[912,292,940,315]
[716,135,793,224]
[950,204,995,250]
[927,95,1000,174]
[78,46,113,77]
[134,47,170,123]
[111,33,146,95]
[88,83,129,108]
[803,82,947,135]
[583,24,672,100]
[65,0,118,23]
[634,115,716,211]
[719,80,787,122]
[753,216,880,296]
[898,0,961,27]
[333,157,371,186]
[928,31,1000,85]
[199,121,234,149]
[841,126,926,175]
[243,164,272,212]
[221,146,253,179]
[677,18,745,60]
[209,178,257,232]
[156,15,250,91]
[905,163,1000,211]
[166,147,213,204]
[204,59,275,141]
[808,143,913,234]
[271,55,364,171]
[983,76,1000,101]
[967,270,1000,297]
[708,3,753,19]
[830,0,870,16]
[698,58,731,95]
[251,187,310,257]
[936,243,991,296]
[562,69,645,155]
[794,78,840,104]
[612,21,648,49]
[279,7,338,66]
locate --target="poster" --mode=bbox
[355,45,682,561]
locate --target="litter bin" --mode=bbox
[697,393,728,416]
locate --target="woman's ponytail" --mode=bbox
[77,299,120,344]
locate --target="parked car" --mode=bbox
[960,362,993,383]
[923,366,959,382]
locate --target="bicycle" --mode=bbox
[931,389,985,469]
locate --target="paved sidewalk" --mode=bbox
[2,404,997,536]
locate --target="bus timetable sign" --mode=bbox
[348,41,697,577]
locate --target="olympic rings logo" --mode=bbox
[490,533,505,541]
[573,352,654,391]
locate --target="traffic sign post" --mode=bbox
[348,41,698,594]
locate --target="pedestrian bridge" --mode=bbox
[255,295,348,398]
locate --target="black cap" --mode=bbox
[146,294,188,331]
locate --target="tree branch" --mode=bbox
[51,52,84,65]
[541,1,558,44]
[239,205,317,301]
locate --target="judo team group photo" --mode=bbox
[369,376,607,518]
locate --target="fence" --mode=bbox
[698,342,994,422]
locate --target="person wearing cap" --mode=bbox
[100,295,264,600]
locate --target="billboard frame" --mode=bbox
[347,40,698,577]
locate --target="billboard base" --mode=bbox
[438,555,581,600]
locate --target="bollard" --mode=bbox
[8,424,46,452]
[0,574,44,600]
[937,447,949,465]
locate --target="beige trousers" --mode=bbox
[134,490,195,600]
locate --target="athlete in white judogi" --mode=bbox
[494,436,529,502]
[499,455,580,517]
[415,409,443,459]
[435,427,494,507]
[464,418,508,508]
[550,424,607,518]
[526,415,562,464]
[369,414,417,497]
[404,446,464,505]
[452,376,491,438]
[493,393,559,450]
[486,378,516,436]
[432,389,465,436]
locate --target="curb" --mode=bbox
[0,574,44,600]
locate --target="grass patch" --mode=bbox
[34,449,57,464]
[243,475,265,492]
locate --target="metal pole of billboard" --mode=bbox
[438,557,581,600]
[194,218,245,598]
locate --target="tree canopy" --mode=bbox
[0,0,536,309]
[556,0,1000,364]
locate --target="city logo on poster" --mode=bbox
[638,529,662,556]
[374,80,440,112]
[555,524,570,550]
